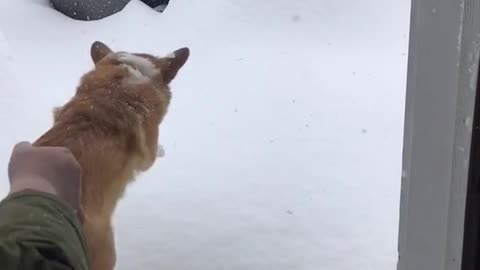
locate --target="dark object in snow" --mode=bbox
[50,0,170,21]
[142,0,170,12]
[50,0,130,21]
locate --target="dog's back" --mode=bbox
[33,41,190,270]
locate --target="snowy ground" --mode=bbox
[0,0,410,269]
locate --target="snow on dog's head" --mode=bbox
[116,52,159,82]
[90,41,190,86]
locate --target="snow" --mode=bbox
[165,51,176,59]
[122,64,150,84]
[156,144,165,158]
[0,0,410,269]
[116,52,159,78]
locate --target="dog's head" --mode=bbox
[82,41,190,166]
[90,41,189,92]
[84,40,189,126]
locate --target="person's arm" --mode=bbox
[0,191,89,269]
[0,142,89,270]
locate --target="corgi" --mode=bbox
[33,41,190,270]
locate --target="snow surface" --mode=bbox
[0,0,410,269]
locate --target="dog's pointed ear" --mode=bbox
[91,41,112,64]
[163,47,190,83]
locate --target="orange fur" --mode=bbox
[33,41,190,270]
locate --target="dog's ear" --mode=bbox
[91,41,112,64]
[163,47,190,83]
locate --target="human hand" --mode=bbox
[8,141,84,221]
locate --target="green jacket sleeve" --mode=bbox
[0,191,89,270]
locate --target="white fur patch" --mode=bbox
[116,52,160,78]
